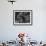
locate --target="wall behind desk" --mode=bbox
[0,0,46,41]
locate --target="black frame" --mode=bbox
[13,10,33,26]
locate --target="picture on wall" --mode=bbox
[13,10,32,25]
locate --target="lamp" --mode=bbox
[8,0,16,4]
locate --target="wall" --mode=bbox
[0,0,46,42]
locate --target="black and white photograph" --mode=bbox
[13,10,32,25]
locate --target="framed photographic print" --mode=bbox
[13,10,33,25]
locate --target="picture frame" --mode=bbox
[13,10,33,26]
